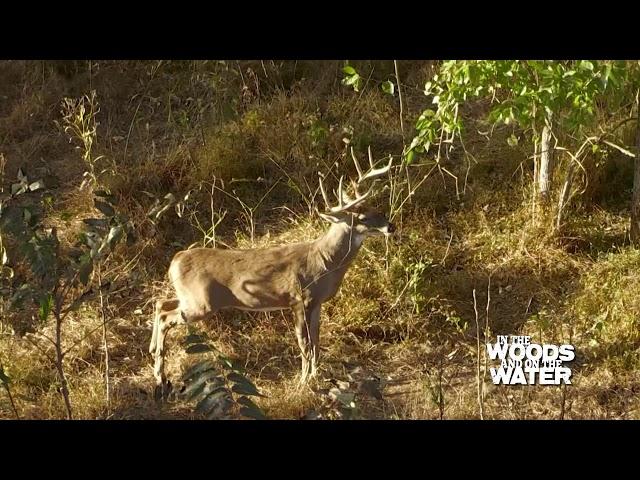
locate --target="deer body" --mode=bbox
[171,222,362,313]
[149,147,394,396]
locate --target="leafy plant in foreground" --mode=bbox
[178,332,266,420]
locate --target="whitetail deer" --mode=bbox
[149,147,395,396]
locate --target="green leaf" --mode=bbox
[94,200,115,217]
[226,371,249,382]
[231,381,264,397]
[83,218,109,229]
[580,60,594,71]
[39,293,53,322]
[237,395,262,410]
[381,80,395,96]
[329,388,356,406]
[182,360,216,381]
[94,190,117,204]
[195,389,230,416]
[239,406,267,420]
[28,179,45,192]
[342,73,362,91]
[23,207,35,226]
[205,395,234,419]
[227,371,256,389]
[105,225,124,249]
[217,354,241,371]
[404,149,416,165]
[79,258,93,285]
[0,368,10,385]
[182,334,208,345]
[507,134,519,147]
[182,378,209,402]
[185,343,213,354]
[183,371,223,401]
[11,183,26,196]
[342,65,356,75]
[237,395,267,420]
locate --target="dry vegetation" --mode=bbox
[1,60,639,420]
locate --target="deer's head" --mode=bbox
[318,147,395,238]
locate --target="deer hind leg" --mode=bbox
[152,299,182,398]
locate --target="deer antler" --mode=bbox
[351,146,393,185]
[318,146,392,214]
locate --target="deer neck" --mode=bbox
[313,222,365,273]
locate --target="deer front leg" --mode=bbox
[308,305,321,378]
[294,303,321,384]
[293,302,312,384]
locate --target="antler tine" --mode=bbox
[360,157,393,182]
[334,183,374,212]
[349,146,393,186]
[318,147,393,214]
[350,147,364,180]
[319,173,356,213]
[336,175,345,210]
[318,172,332,210]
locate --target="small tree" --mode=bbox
[0,92,132,418]
[410,60,640,230]
[1,183,132,418]
[631,112,640,246]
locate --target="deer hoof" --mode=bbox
[153,380,173,403]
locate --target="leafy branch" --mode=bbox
[178,332,266,420]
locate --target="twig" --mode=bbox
[123,61,163,163]
[390,164,438,222]
[53,295,73,420]
[394,60,405,143]
[483,276,491,411]
[440,230,453,266]
[97,263,111,411]
[383,281,412,316]
[0,359,20,419]
[472,289,484,420]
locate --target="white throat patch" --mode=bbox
[352,233,365,248]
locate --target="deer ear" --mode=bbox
[318,211,348,224]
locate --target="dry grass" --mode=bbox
[1,60,639,420]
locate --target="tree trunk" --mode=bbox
[539,115,554,202]
[0,360,20,419]
[556,162,576,231]
[54,306,73,420]
[631,116,640,245]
